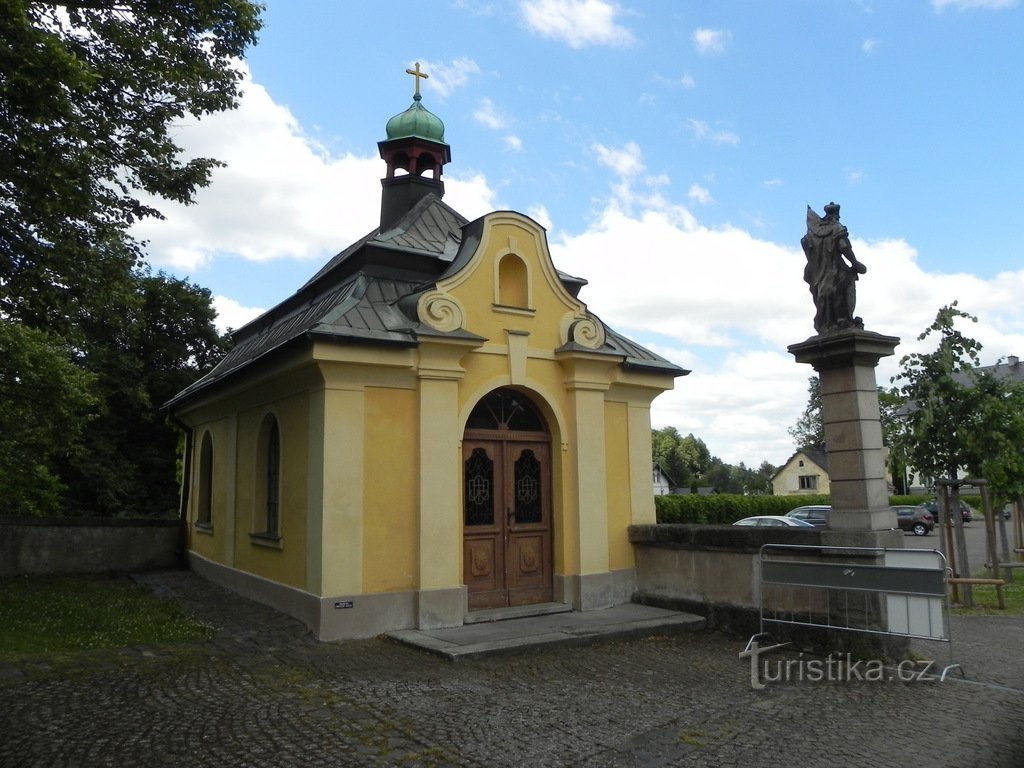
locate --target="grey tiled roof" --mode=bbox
[168,194,686,409]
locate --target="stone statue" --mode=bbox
[801,202,867,335]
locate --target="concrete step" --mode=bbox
[463,602,573,625]
[386,603,707,661]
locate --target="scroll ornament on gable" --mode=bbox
[564,312,606,350]
[417,290,466,332]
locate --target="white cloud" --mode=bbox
[132,64,498,273]
[133,70,382,271]
[862,38,881,53]
[688,183,713,205]
[593,141,645,177]
[473,97,505,130]
[692,27,731,55]
[547,191,1024,465]
[212,295,264,334]
[686,118,740,145]
[932,0,1018,10]
[135,71,1024,469]
[442,172,498,222]
[520,0,635,48]
[504,135,524,151]
[416,57,480,99]
[527,204,553,230]
[680,73,697,89]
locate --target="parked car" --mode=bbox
[891,505,934,536]
[922,499,973,523]
[785,505,830,527]
[733,515,816,528]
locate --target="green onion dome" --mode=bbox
[385,94,446,143]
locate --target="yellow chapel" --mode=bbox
[168,72,687,640]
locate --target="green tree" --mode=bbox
[891,303,987,593]
[678,434,712,479]
[1,2,260,516]
[0,321,98,515]
[1,1,263,334]
[890,303,983,487]
[652,427,689,488]
[788,376,824,450]
[959,369,1024,509]
[878,386,909,493]
[63,271,228,517]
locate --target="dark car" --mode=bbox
[892,505,934,536]
[785,505,830,527]
[922,499,973,523]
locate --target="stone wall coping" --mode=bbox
[629,524,822,553]
[0,517,179,528]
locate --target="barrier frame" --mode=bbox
[745,543,961,681]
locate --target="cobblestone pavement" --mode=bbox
[1,570,1022,767]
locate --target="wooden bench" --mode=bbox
[946,577,1007,609]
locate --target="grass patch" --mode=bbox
[0,574,214,661]
[950,572,1024,615]
[678,729,706,748]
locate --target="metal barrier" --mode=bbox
[745,544,961,680]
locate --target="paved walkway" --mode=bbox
[1,569,1022,767]
[389,603,706,660]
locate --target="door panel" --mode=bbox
[463,437,551,610]
[463,441,506,610]
[506,442,552,606]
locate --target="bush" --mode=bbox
[654,494,830,524]
[653,494,932,524]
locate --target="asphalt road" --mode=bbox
[903,509,1017,578]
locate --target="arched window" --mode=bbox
[196,431,214,528]
[466,389,546,432]
[254,415,281,539]
[497,254,529,308]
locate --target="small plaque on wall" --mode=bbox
[334,600,354,610]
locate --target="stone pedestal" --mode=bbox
[788,329,902,547]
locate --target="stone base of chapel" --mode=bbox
[188,553,640,641]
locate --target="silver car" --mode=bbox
[785,505,830,527]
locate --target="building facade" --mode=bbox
[169,82,686,639]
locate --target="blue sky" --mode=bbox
[136,0,1024,467]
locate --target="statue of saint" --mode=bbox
[801,202,867,335]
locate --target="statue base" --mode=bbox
[788,329,900,534]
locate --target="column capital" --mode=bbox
[788,329,900,372]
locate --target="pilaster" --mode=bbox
[558,352,617,608]
[789,329,901,537]
[416,338,479,627]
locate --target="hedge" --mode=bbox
[653,494,942,524]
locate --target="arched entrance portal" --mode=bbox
[463,388,553,611]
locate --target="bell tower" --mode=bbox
[378,63,452,230]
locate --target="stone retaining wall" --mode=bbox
[628,524,824,633]
[0,517,182,576]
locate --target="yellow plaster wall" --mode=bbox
[439,213,673,583]
[603,400,634,571]
[187,418,230,562]
[177,210,675,606]
[772,454,831,496]
[232,391,310,588]
[362,387,418,592]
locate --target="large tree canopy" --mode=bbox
[788,376,824,451]
[0,2,260,516]
[0,1,262,331]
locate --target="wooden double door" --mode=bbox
[463,432,553,611]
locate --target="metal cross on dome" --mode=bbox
[405,62,429,98]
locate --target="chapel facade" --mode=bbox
[169,73,687,640]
